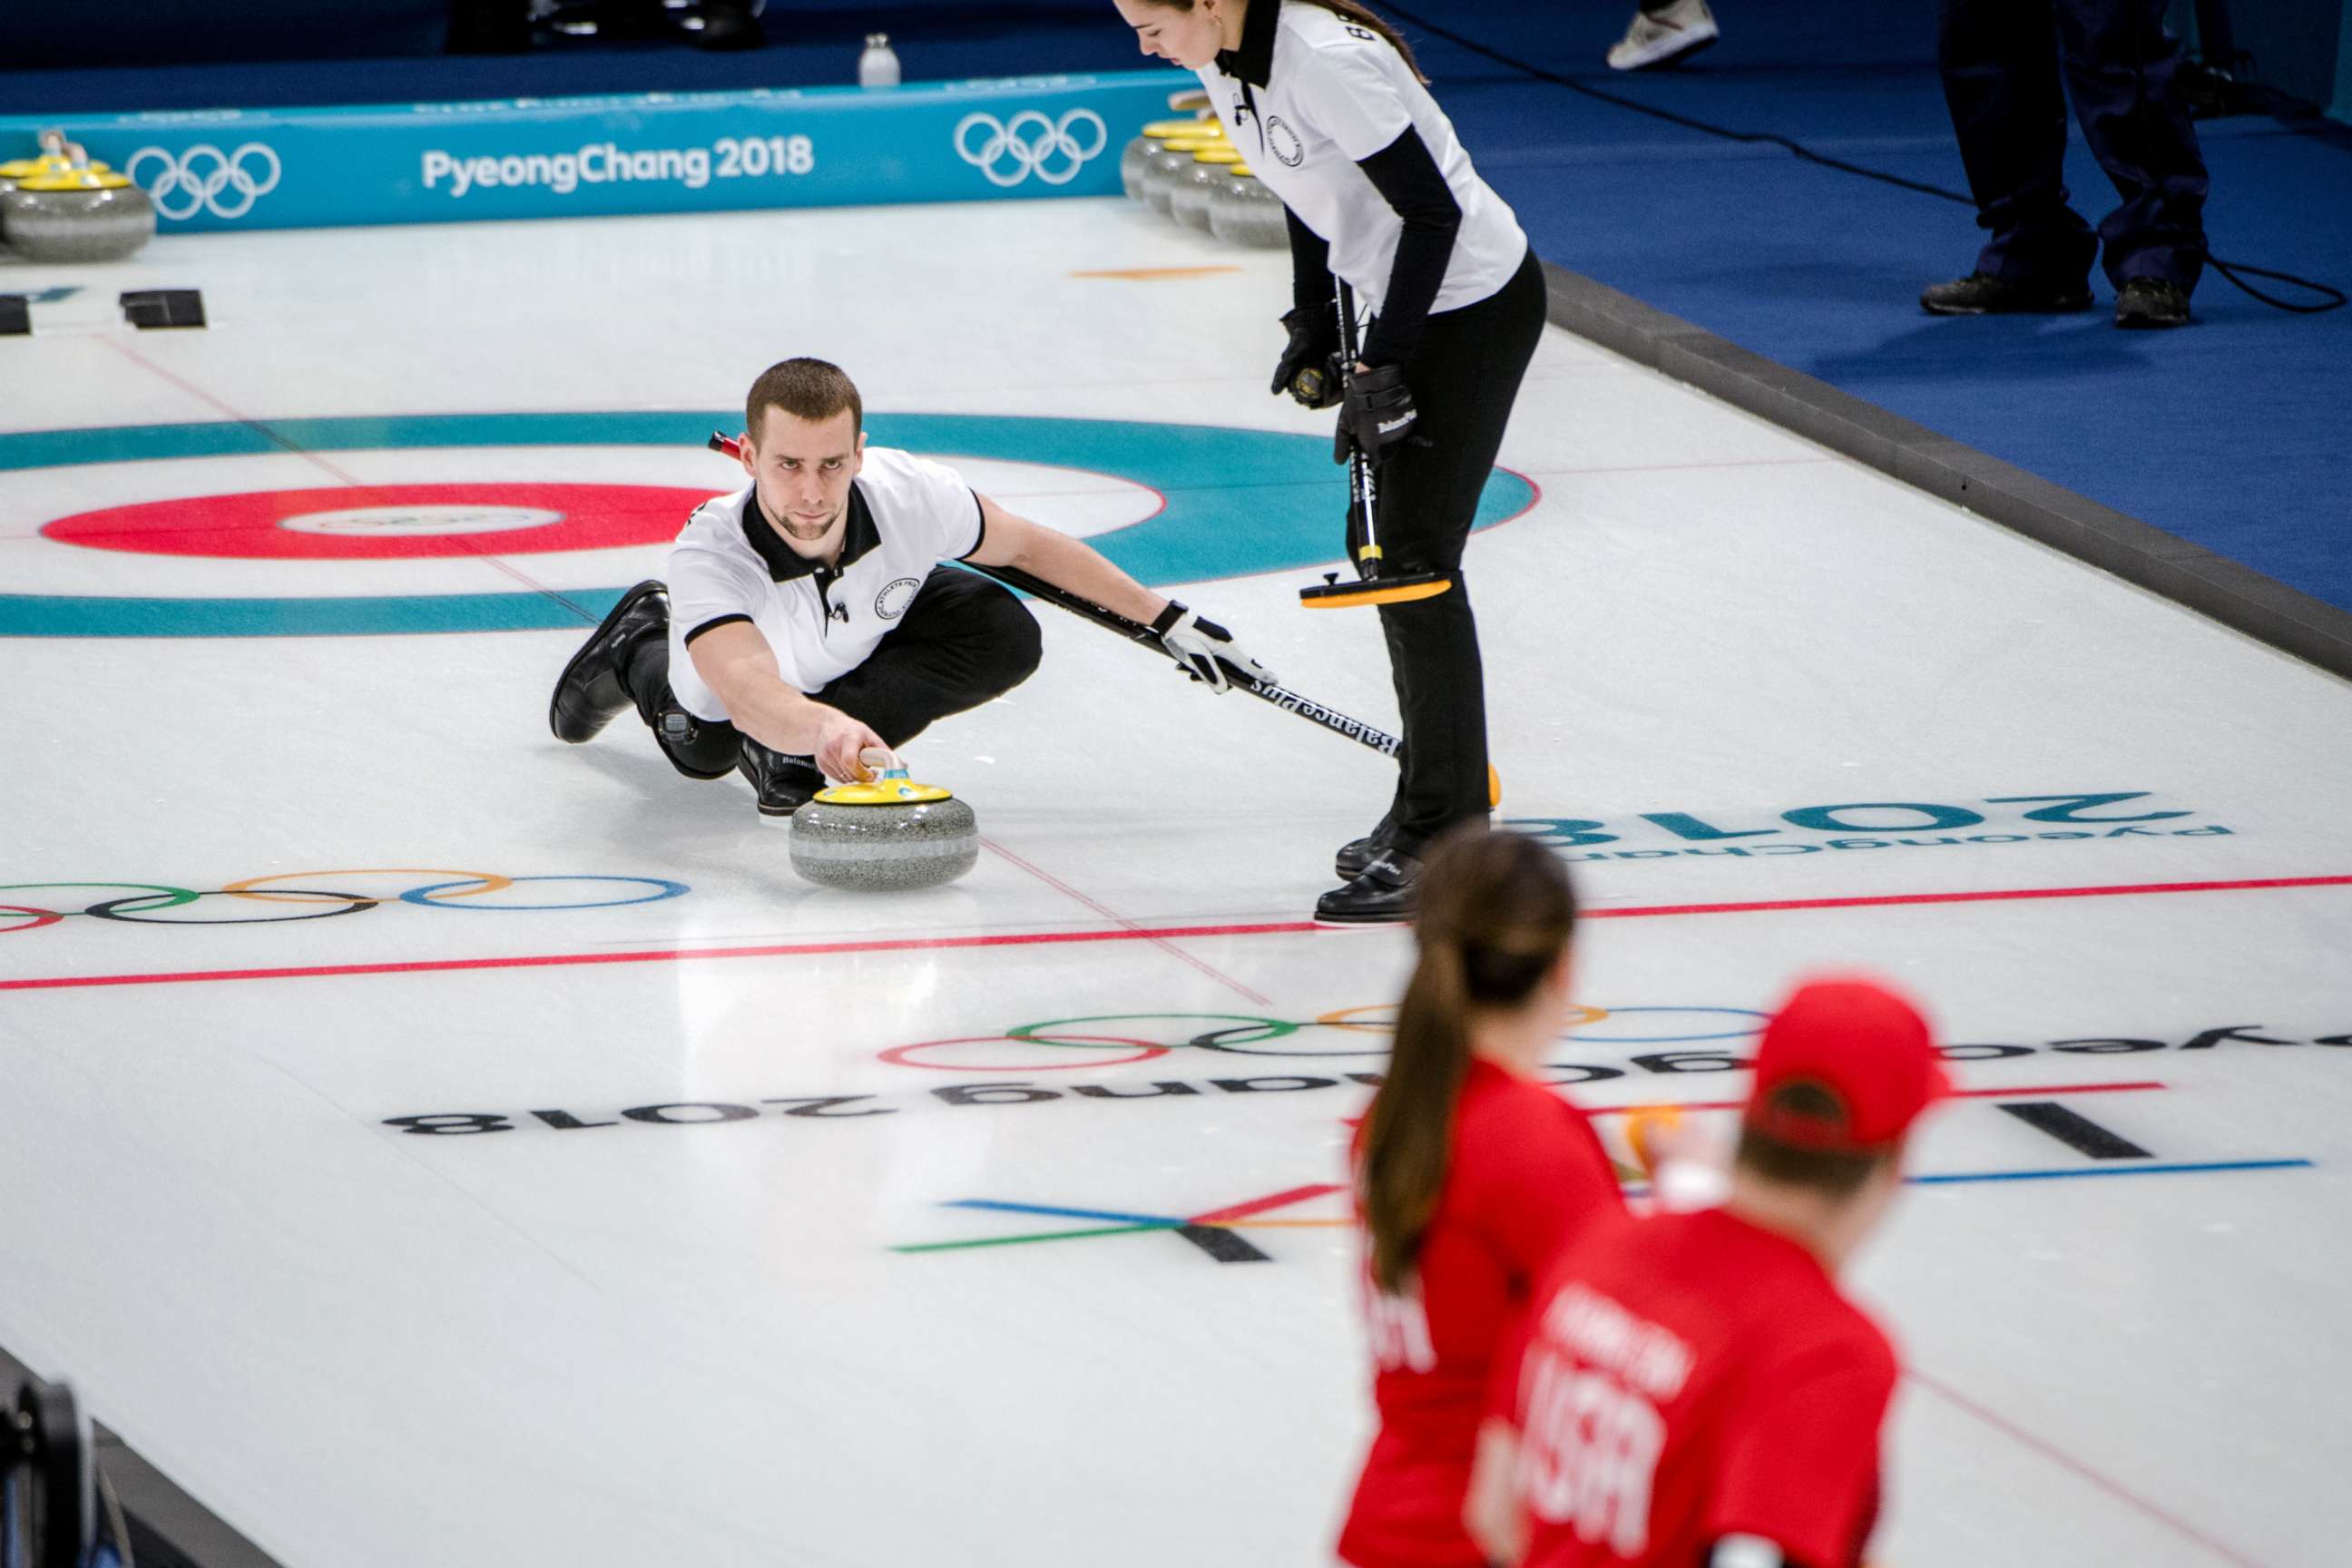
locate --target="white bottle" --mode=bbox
[858,33,901,88]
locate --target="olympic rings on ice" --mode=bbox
[0,871,687,933]
[953,109,1108,188]
[880,1035,1169,1073]
[880,1004,1766,1072]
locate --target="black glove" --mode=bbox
[1269,307,1344,409]
[1336,361,1418,465]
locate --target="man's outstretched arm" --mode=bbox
[965,495,1273,694]
[686,621,887,780]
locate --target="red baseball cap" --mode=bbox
[1744,977,1947,1152]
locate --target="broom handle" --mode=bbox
[1333,281,1383,578]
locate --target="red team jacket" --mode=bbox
[1340,1058,1624,1568]
[1502,1207,1898,1568]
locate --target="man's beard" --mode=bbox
[770,496,840,544]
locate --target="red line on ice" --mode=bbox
[4,874,2345,993]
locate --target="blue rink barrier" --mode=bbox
[0,71,1186,233]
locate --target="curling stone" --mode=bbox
[788,762,978,892]
[1121,117,1214,201]
[1142,135,1220,218]
[1209,165,1288,249]
[1,146,153,264]
[1172,146,1244,233]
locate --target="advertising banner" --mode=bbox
[0,71,1181,233]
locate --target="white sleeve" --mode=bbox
[900,453,985,561]
[1291,36,1415,162]
[669,533,765,647]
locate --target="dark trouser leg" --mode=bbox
[810,565,1043,749]
[2054,0,2209,291]
[621,632,740,779]
[1938,0,2098,285]
[1372,250,1545,854]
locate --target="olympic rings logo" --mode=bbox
[125,142,283,221]
[0,870,685,934]
[952,109,1108,188]
[877,1006,1772,1073]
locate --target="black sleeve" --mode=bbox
[1354,124,1461,369]
[1286,207,1338,321]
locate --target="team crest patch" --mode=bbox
[1265,115,1304,168]
[876,577,922,619]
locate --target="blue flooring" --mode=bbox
[1402,0,2352,616]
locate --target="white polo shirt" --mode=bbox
[664,446,985,722]
[1199,1,1527,314]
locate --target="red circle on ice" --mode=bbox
[39,484,722,560]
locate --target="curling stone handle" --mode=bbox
[858,745,906,780]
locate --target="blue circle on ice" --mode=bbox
[0,411,1535,637]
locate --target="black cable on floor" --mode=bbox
[1379,1,2345,316]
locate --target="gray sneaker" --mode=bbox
[1921,271,2092,316]
[2114,278,2191,328]
[1608,0,1720,71]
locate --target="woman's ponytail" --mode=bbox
[1363,932,1473,1293]
[1357,828,1578,1296]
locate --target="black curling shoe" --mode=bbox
[550,580,668,743]
[1334,834,1382,880]
[1314,848,1423,926]
[1920,270,2092,316]
[737,740,825,818]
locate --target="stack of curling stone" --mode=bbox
[0,130,94,192]
[788,753,978,892]
[1116,113,1284,251]
[1,142,153,263]
[1141,127,1224,217]
[1,131,85,251]
[1208,163,1285,249]
[1172,145,1244,233]
[1121,117,1218,201]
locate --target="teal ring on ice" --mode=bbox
[0,411,1536,638]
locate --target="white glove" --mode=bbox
[1150,600,1272,695]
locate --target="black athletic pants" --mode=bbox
[621,564,1042,779]
[1938,0,2209,292]
[1368,247,1546,856]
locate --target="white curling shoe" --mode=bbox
[1606,0,1720,71]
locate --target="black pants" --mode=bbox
[1938,0,2209,292]
[1367,247,1546,855]
[621,564,1042,779]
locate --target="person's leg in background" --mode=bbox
[2053,0,2210,326]
[1925,0,2101,314]
[1608,0,1721,72]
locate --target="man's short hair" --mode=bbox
[746,358,862,443]
[1732,1082,1891,1199]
